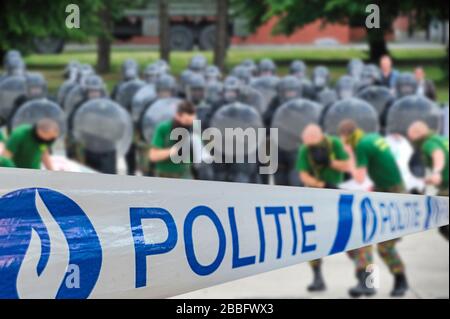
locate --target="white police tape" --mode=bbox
[0,168,448,299]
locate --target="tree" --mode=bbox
[159,0,170,63]
[214,0,229,71]
[234,0,449,62]
[0,0,100,56]
[93,0,147,73]
[97,7,113,73]
[0,0,146,73]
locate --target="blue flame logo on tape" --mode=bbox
[0,188,102,299]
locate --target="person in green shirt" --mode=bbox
[408,121,449,240]
[149,101,195,178]
[0,130,15,167]
[296,124,350,293]
[338,119,408,298]
[0,156,15,168]
[3,119,59,170]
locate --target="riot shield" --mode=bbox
[240,86,266,114]
[271,98,323,152]
[140,97,182,144]
[323,97,379,135]
[131,84,157,123]
[210,102,264,159]
[317,88,338,108]
[63,84,85,115]
[56,80,77,107]
[0,75,26,125]
[356,85,394,116]
[9,98,66,136]
[386,95,441,136]
[250,76,280,115]
[115,79,146,112]
[209,102,264,183]
[72,98,133,155]
[299,78,316,100]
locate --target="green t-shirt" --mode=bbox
[0,156,15,168]
[151,120,191,175]
[6,124,48,169]
[0,130,5,143]
[296,135,349,185]
[421,134,449,189]
[355,133,403,189]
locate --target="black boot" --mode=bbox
[348,270,376,298]
[439,225,449,241]
[390,273,409,297]
[307,266,326,292]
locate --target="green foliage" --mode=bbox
[0,0,148,54]
[236,0,447,35]
[234,0,448,62]
[0,1,100,53]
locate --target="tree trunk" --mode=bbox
[367,27,389,63]
[159,0,170,63]
[214,0,228,71]
[96,8,112,74]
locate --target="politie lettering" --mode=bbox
[130,205,317,288]
[360,197,422,243]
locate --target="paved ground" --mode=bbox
[175,230,449,299]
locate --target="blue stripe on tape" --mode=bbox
[329,194,354,255]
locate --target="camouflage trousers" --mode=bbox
[347,184,406,275]
[310,239,404,274]
[309,259,322,269]
[346,239,405,274]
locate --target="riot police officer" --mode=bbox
[188,55,208,74]
[395,73,418,99]
[232,65,253,85]
[112,59,140,99]
[8,72,51,132]
[66,74,107,160]
[335,75,357,100]
[185,73,207,106]
[264,76,302,128]
[347,58,364,80]
[357,64,382,92]
[312,66,330,98]
[258,58,277,77]
[156,73,177,99]
[205,65,222,84]
[289,60,308,79]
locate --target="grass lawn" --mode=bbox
[16,47,450,104]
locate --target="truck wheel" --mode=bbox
[199,25,231,51]
[170,25,194,51]
[199,25,216,51]
[33,37,65,54]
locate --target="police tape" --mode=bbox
[0,168,448,299]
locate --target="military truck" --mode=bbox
[33,0,248,53]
